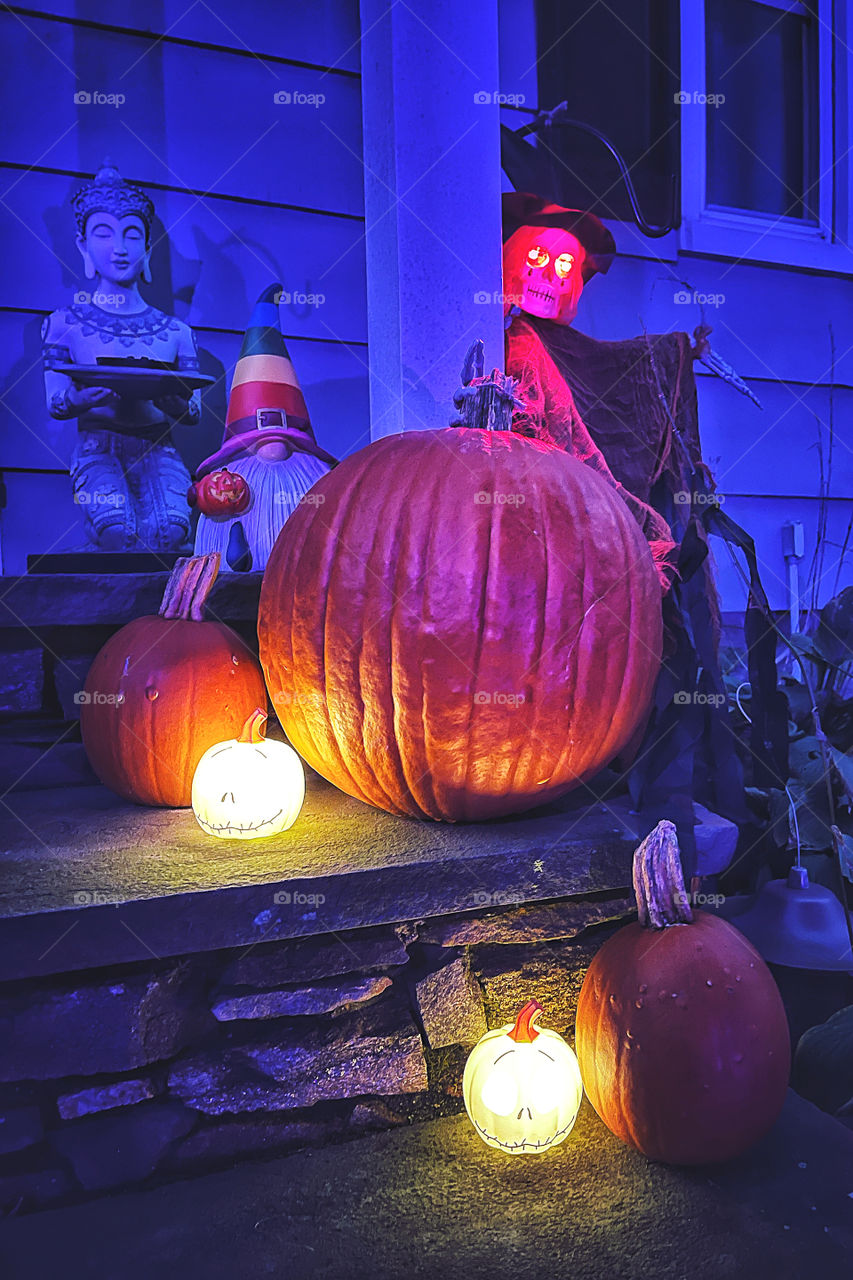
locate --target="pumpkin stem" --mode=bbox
[507,999,542,1042]
[449,340,525,432]
[633,820,693,929]
[239,709,267,743]
[159,553,221,622]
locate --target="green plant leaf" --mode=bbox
[830,746,853,805]
[832,827,853,884]
[788,737,826,787]
[767,787,791,848]
[789,632,826,669]
[817,586,853,666]
[781,678,812,726]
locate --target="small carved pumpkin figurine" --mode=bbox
[463,1000,583,1154]
[188,468,251,517]
[191,708,305,839]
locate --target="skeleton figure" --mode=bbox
[502,193,676,586]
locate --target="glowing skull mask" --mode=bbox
[517,227,586,324]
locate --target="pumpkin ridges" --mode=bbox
[568,481,611,780]
[260,502,324,795]
[592,502,642,766]
[357,442,422,815]
[608,510,663,761]
[512,448,562,799]
[261,429,663,821]
[275,460,412,814]
[423,431,505,818]
[364,468,408,813]
[341,448,415,815]
[265,468,373,807]
[392,440,448,819]
[576,492,656,773]
[82,610,267,807]
[514,452,551,796]
[459,443,500,814]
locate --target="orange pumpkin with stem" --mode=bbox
[258,423,663,822]
[80,552,267,806]
[575,820,790,1164]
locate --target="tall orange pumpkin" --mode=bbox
[81,552,267,806]
[258,426,662,822]
[575,821,791,1165]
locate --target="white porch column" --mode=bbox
[359,0,506,438]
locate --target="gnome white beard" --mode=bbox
[194,449,330,571]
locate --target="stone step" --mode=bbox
[0,781,640,981]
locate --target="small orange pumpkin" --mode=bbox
[80,552,267,806]
[576,820,790,1165]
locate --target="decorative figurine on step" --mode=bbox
[463,1000,583,1154]
[190,285,337,572]
[502,191,676,588]
[42,160,212,552]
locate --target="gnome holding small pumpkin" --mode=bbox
[190,285,337,571]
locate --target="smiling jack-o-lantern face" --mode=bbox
[191,709,305,839]
[463,1000,583,1154]
[190,468,251,518]
[504,226,587,326]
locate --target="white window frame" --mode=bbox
[679,0,853,272]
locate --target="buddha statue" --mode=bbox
[42,161,202,552]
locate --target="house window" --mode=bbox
[705,0,819,221]
[679,0,849,271]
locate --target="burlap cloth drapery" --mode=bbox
[506,315,740,873]
[506,314,713,593]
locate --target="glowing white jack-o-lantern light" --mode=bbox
[191,708,305,839]
[463,999,583,1154]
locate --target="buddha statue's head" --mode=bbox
[71,160,155,289]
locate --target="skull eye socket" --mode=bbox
[554,252,575,279]
[526,245,549,269]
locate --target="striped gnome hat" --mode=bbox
[196,284,337,477]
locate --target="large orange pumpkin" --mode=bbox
[258,426,662,821]
[81,552,267,806]
[576,821,791,1165]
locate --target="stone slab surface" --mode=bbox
[0,782,639,981]
[0,571,263,628]
[211,973,392,1021]
[220,929,409,987]
[0,963,208,1081]
[168,999,428,1114]
[0,1092,850,1279]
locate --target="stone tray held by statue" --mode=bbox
[46,361,215,401]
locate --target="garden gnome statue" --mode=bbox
[190,285,337,572]
[502,191,675,588]
[42,160,202,552]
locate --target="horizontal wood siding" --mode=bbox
[0,2,366,574]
